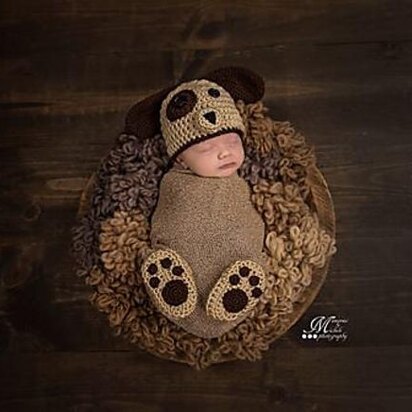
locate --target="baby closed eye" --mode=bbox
[198,145,212,153]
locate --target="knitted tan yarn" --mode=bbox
[71,100,337,370]
[147,166,267,337]
[160,79,246,160]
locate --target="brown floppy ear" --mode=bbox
[123,85,175,138]
[203,66,265,104]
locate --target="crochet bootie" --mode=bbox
[206,260,266,321]
[141,248,198,319]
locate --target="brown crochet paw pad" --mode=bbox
[141,249,198,318]
[206,260,266,322]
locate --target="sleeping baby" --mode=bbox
[136,69,268,338]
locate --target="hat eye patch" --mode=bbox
[166,89,197,122]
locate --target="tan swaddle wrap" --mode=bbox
[145,163,267,338]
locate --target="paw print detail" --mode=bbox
[141,249,197,318]
[239,266,250,277]
[160,257,172,269]
[206,261,266,322]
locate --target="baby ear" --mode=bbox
[123,85,175,139]
[203,66,265,104]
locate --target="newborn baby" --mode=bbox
[130,70,268,338]
[141,131,268,338]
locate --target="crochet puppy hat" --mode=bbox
[159,79,246,161]
[124,66,265,164]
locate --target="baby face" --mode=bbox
[176,132,245,177]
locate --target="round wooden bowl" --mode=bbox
[76,163,336,365]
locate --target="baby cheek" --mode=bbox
[194,152,212,167]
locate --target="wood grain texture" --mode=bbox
[0,347,410,411]
[1,0,411,410]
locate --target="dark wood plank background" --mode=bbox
[1,1,411,410]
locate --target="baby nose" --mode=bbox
[218,144,232,158]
